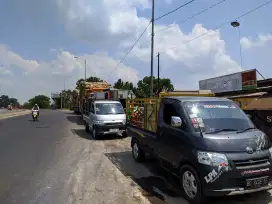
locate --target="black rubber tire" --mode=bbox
[122,131,128,138]
[85,122,89,132]
[92,126,99,140]
[131,139,145,163]
[180,165,204,204]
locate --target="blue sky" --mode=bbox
[0,0,271,103]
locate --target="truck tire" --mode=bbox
[122,131,128,138]
[85,122,89,132]
[132,139,145,162]
[92,126,99,140]
[180,165,204,204]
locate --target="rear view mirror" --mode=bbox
[171,116,182,127]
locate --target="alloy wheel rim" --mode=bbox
[182,170,197,198]
[133,143,139,158]
[93,128,96,138]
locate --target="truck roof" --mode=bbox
[166,96,231,102]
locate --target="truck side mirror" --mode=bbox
[171,116,182,127]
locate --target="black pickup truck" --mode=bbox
[128,96,272,204]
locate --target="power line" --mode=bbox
[155,0,227,34]
[163,0,272,80]
[155,0,196,21]
[163,0,272,53]
[106,22,151,77]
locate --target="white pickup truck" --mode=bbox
[83,100,127,139]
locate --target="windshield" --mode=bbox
[183,100,254,133]
[95,103,124,115]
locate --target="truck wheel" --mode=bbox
[132,139,145,162]
[122,131,128,138]
[180,165,204,204]
[85,122,89,132]
[92,126,99,140]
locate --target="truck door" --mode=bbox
[157,99,189,169]
[89,102,95,128]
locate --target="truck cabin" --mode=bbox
[126,90,215,132]
[128,95,272,203]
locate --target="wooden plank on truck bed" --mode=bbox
[144,98,160,132]
[126,98,157,131]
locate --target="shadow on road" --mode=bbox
[65,112,78,115]
[71,129,128,141]
[66,115,84,125]
[71,129,93,140]
[105,151,272,204]
[105,151,182,204]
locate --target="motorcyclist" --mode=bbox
[32,104,40,117]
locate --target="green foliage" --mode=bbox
[23,102,32,109]
[134,76,174,98]
[28,95,51,109]
[86,77,103,82]
[0,95,20,108]
[113,79,134,90]
[74,75,174,99]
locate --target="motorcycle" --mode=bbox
[32,110,39,121]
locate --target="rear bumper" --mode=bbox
[95,124,127,135]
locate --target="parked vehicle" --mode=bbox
[127,93,272,204]
[83,99,127,139]
[228,92,272,141]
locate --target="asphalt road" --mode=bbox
[0,110,271,204]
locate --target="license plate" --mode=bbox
[246,176,269,188]
[109,129,119,132]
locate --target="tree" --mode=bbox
[135,76,174,98]
[86,77,103,82]
[23,102,32,109]
[113,79,134,90]
[28,95,51,109]
[0,95,20,108]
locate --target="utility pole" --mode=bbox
[74,56,87,81]
[84,59,87,81]
[157,52,160,96]
[63,78,65,109]
[231,21,243,70]
[60,92,62,109]
[150,0,155,97]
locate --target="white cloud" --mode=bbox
[128,23,241,89]
[0,45,139,103]
[2,0,249,102]
[241,34,272,49]
[56,0,150,48]
[0,66,13,76]
[0,45,39,73]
